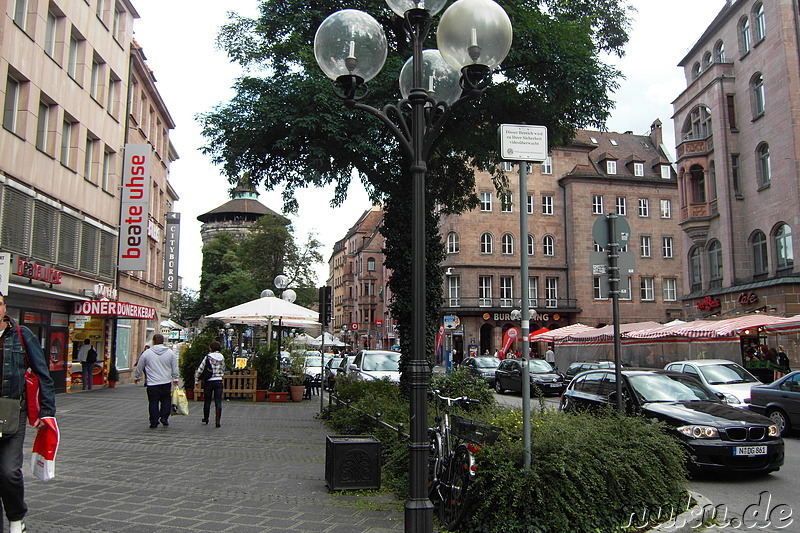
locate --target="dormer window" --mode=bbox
[661,165,672,179]
[609,139,618,146]
[606,161,617,174]
[634,163,644,177]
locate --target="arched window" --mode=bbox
[501,233,514,255]
[775,224,794,270]
[480,232,493,254]
[367,257,376,271]
[543,235,555,257]
[714,40,725,63]
[682,106,712,140]
[527,234,534,256]
[751,73,765,116]
[690,164,706,203]
[692,62,701,79]
[703,51,713,68]
[708,240,723,286]
[739,16,751,54]
[447,232,459,254]
[754,2,765,41]
[689,247,702,291]
[751,231,768,276]
[757,143,771,187]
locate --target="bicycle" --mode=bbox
[427,390,501,530]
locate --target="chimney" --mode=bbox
[650,119,663,147]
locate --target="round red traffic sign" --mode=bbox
[351,322,359,331]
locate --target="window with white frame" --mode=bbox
[528,276,538,304]
[543,235,555,256]
[13,0,28,30]
[501,233,514,255]
[757,143,771,187]
[502,161,513,172]
[35,100,51,152]
[541,156,552,174]
[640,235,651,258]
[60,119,75,167]
[634,162,644,177]
[739,16,751,54]
[67,31,82,81]
[660,199,672,218]
[542,195,553,215]
[593,277,606,300]
[448,276,461,307]
[90,59,101,100]
[45,10,59,59]
[447,232,459,253]
[479,276,492,307]
[615,197,626,216]
[480,192,492,211]
[640,277,655,301]
[84,134,97,182]
[500,276,513,307]
[367,257,376,271]
[3,75,21,134]
[480,232,493,254]
[663,278,677,301]
[545,277,558,307]
[661,165,672,179]
[527,234,534,256]
[619,277,632,300]
[606,160,617,174]
[526,194,534,214]
[752,73,765,116]
[754,2,765,41]
[662,236,674,259]
[102,148,113,191]
[592,195,603,215]
[752,231,768,275]
[690,247,702,291]
[501,192,513,213]
[775,224,794,270]
[638,198,649,217]
[715,40,725,63]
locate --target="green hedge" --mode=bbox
[323,370,688,532]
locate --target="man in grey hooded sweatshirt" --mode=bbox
[134,334,179,428]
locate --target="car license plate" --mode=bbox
[733,445,767,456]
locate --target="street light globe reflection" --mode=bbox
[314,9,388,82]
[385,0,448,17]
[399,49,462,105]
[436,0,513,70]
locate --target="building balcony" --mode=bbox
[676,135,713,161]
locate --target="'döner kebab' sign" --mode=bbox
[72,300,157,320]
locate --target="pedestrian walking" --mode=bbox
[76,339,97,390]
[133,334,179,428]
[0,291,57,533]
[195,341,225,428]
[545,345,556,367]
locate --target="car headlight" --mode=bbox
[768,424,780,437]
[723,393,741,404]
[677,425,719,438]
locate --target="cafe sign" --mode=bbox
[696,296,721,311]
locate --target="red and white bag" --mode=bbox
[31,417,59,481]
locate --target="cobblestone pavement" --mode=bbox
[19,385,404,532]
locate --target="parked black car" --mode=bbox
[563,361,616,383]
[494,358,565,396]
[461,356,501,387]
[559,369,784,473]
[749,370,800,436]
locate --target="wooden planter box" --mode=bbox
[268,391,288,402]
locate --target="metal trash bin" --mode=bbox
[325,435,381,490]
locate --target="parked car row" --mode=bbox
[322,350,402,390]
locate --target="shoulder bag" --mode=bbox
[198,357,213,382]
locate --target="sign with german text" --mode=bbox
[163,212,180,291]
[498,124,548,162]
[72,300,157,320]
[118,144,152,271]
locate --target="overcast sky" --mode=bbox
[131,0,726,292]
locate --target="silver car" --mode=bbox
[664,359,762,408]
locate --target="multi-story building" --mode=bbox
[329,206,395,350]
[672,0,800,319]
[1,0,178,389]
[440,123,683,357]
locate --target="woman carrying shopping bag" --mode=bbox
[195,341,225,427]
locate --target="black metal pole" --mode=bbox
[607,213,624,414]
[405,12,434,531]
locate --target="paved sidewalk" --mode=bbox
[20,385,404,532]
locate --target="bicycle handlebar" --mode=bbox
[429,389,480,405]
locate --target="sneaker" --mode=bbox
[10,520,26,533]
[149,423,159,429]
[161,419,169,427]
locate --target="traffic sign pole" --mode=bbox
[606,214,624,414]
[518,159,531,471]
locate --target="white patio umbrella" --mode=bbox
[310,332,346,347]
[207,296,319,326]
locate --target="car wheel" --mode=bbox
[767,408,790,436]
[495,380,505,394]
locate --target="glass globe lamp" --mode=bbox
[274,275,289,290]
[314,9,388,82]
[281,289,297,303]
[399,49,462,105]
[260,289,275,298]
[436,0,512,70]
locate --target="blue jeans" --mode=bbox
[0,411,27,525]
[146,383,172,426]
[203,380,224,420]
[82,362,93,389]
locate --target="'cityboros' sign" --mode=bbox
[118,144,152,271]
[72,300,157,319]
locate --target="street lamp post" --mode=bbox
[314,2,511,530]
[262,275,298,356]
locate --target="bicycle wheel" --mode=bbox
[428,429,443,499]
[438,445,473,530]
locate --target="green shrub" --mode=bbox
[179,326,221,388]
[430,367,496,408]
[250,343,278,390]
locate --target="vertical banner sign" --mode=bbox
[118,144,152,271]
[163,212,180,291]
[0,252,10,295]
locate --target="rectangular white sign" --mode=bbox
[118,144,152,271]
[0,252,10,295]
[499,124,548,162]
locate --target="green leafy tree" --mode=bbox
[169,288,201,326]
[199,0,632,374]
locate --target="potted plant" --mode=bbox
[251,346,277,402]
[287,354,307,402]
[107,364,119,388]
[269,372,289,402]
